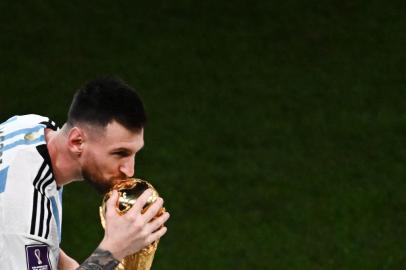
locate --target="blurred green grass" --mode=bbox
[1,0,406,269]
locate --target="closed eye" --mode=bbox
[112,150,131,157]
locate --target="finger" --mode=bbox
[143,197,164,222]
[146,226,168,245]
[147,212,170,233]
[127,189,153,215]
[105,190,119,218]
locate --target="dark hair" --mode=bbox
[67,77,146,131]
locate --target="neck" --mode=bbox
[45,128,82,187]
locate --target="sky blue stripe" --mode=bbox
[50,196,61,242]
[0,167,9,193]
[59,188,63,205]
[2,135,45,152]
[3,125,45,141]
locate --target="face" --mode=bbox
[79,121,144,193]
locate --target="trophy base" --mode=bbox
[115,241,159,270]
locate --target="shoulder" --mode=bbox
[0,114,58,166]
[1,114,52,127]
[0,114,58,134]
[0,114,57,188]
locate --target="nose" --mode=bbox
[120,157,135,178]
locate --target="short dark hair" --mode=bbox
[67,77,146,132]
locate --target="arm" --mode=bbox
[74,189,170,270]
[58,249,79,270]
[58,247,118,270]
[76,248,119,270]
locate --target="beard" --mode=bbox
[82,169,112,194]
[80,156,127,194]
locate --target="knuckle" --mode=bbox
[150,205,159,215]
[105,210,113,218]
[126,214,136,222]
[162,216,169,224]
[158,215,167,224]
[140,230,149,239]
[134,219,144,229]
[152,219,161,229]
[144,238,152,246]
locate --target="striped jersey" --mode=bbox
[0,115,63,270]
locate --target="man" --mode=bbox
[0,77,170,269]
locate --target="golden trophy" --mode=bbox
[99,178,165,270]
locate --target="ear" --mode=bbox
[67,127,85,157]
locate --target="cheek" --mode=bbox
[84,148,122,177]
[85,152,112,172]
[97,155,122,176]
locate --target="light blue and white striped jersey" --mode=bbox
[0,114,63,270]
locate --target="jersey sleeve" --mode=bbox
[0,149,59,269]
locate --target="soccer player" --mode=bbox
[0,77,170,269]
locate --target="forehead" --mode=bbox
[90,121,144,151]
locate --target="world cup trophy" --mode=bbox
[99,178,165,270]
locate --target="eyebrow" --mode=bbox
[110,144,143,154]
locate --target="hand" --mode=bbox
[99,189,170,261]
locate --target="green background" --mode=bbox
[1,1,406,269]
